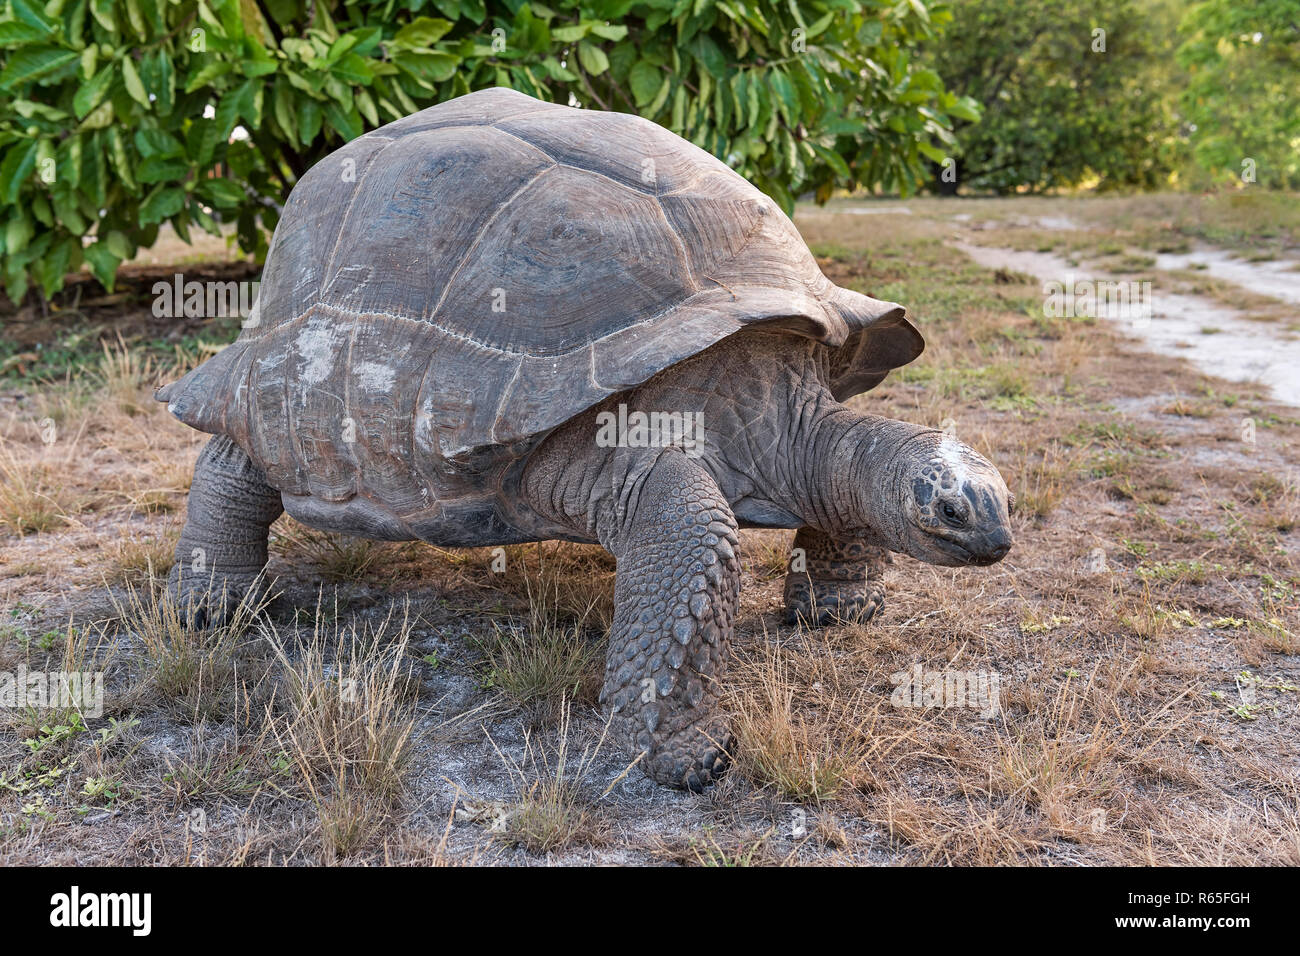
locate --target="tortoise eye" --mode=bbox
[940,501,966,526]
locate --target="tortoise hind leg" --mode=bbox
[168,435,284,626]
[783,527,887,626]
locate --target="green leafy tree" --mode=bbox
[1178,0,1300,188]
[924,0,1180,194]
[0,0,977,301]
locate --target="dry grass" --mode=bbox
[94,336,157,417]
[111,576,269,720]
[105,530,178,585]
[1012,439,1074,519]
[483,700,621,854]
[470,572,604,716]
[267,597,421,801]
[727,635,881,801]
[272,521,396,582]
[490,542,617,633]
[0,618,111,741]
[0,439,87,535]
[254,599,424,861]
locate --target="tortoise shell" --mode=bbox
[159,87,923,521]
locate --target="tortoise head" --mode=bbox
[861,429,1014,567]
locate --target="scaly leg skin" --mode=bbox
[602,451,739,792]
[783,527,888,626]
[168,435,284,627]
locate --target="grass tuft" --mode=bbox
[267,597,421,801]
[472,573,603,716]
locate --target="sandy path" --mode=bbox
[952,241,1300,406]
[1156,248,1300,306]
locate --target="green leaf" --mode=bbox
[947,96,981,122]
[195,178,245,208]
[323,102,362,141]
[551,24,588,43]
[50,193,88,235]
[0,140,37,202]
[78,99,114,130]
[73,64,114,119]
[38,237,75,298]
[274,81,297,145]
[241,60,279,79]
[349,26,384,58]
[106,128,135,190]
[124,0,147,39]
[392,16,454,48]
[770,69,797,122]
[577,41,609,76]
[355,88,379,127]
[84,242,121,291]
[5,215,34,256]
[0,47,78,90]
[511,4,551,54]
[139,186,185,225]
[805,11,834,40]
[150,51,175,116]
[629,59,663,106]
[647,74,672,115]
[11,0,59,32]
[214,80,254,139]
[89,0,117,32]
[185,61,232,94]
[104,230,133,261]
[589,23,628,41]
[917,141,947,164]
[810,142,851,179]
[0,21,50,43]
[540,56,577,82]
[690,34,727,78]
[333,53,375,85]
[121,57,151,109]
[137,156,190,183]
[393,50,459,86]
[298,99,322,144]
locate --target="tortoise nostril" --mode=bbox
[984,528,1013,560]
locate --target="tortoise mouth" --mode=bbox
[929,531,1012,566]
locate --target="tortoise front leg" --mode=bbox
[783,527,888,626]
[602,451,738,791]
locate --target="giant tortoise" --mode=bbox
[158,87,1013,790]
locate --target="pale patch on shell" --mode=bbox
[295,320,341,385]
[353,360,397,393]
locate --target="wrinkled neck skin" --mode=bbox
[797,407,931,546]
[516,331,929,549]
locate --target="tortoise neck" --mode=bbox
[797,410,931,542]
